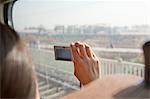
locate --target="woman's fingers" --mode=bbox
[84,43,98,59]
[84,43,94,58]
[75,42,88,58]
[84,43,100,75]
[70,43,80,61]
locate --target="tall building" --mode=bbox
[54,25,65,34]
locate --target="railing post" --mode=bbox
[143,41,150,87]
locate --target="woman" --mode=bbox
[0,22,100,98]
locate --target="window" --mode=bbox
[13,0,150,98]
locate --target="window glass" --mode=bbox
[13,0,150,98]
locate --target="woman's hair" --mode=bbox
[0,23,38,99]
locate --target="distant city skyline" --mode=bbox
[13,0,150,31]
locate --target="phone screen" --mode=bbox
[54,46,72,61]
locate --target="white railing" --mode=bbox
[100,58,144,77]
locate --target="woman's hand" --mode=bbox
[70,42,100,86]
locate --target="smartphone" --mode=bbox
[54,46,72,61]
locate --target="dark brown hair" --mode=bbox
[0,23,38,99]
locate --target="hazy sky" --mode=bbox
[13,0,150,31]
